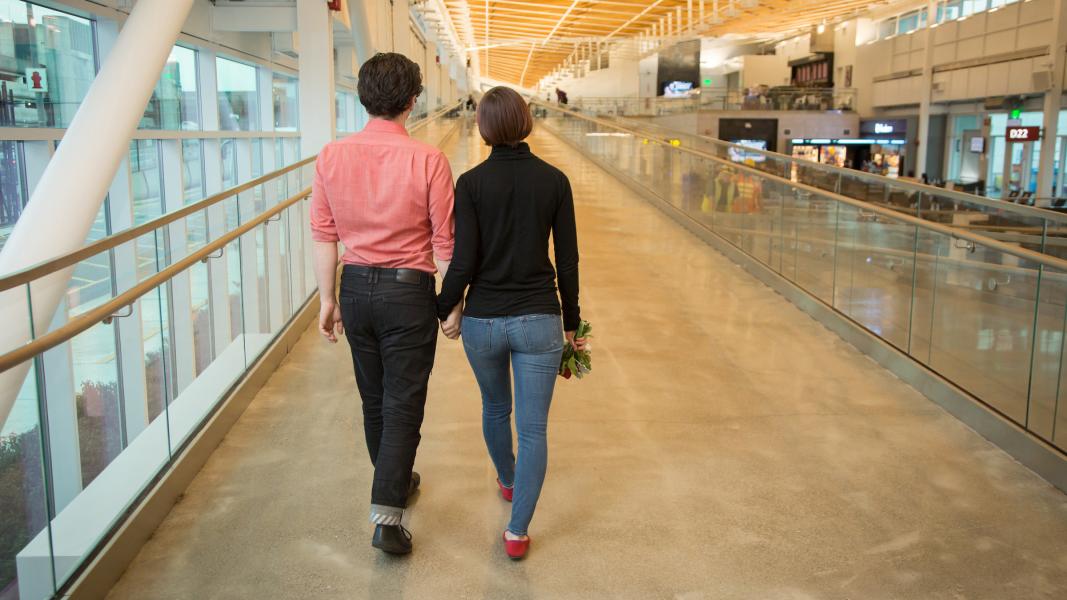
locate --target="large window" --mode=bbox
[141,45,199,130]
[878,17,897,40]
[216,56,259,131]
[272,72,298,131]
[0,140,24,251]
[336,90,358,133]
[898,11,921,35]
[0,0,96,128]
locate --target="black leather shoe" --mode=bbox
[372,524,413,555]
[408,471,421,497]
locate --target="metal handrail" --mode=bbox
[580,107,1067,226]
[0,101,461,293]
[533,100,1067,275]
[0,186,310,373]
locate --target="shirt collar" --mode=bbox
[363,118,410,137]
[488,142,532,160]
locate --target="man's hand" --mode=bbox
[565,330,589,351]
[441,304,463,340]
[319,300,344,343]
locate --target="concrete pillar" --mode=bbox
[0,0,196,430]
[1036,0,1067,204]
[915,0,938,178]
[298,0,336,158]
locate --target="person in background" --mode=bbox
[310,52,455,556]
[437,86,586,560]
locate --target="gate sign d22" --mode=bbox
[24,67,47,93]
[1006,126,1040,142]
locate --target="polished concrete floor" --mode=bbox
[106,123,1067,600]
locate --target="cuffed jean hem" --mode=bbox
[506,527,528,537]
[370,504,403,526]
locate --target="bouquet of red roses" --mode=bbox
[559,320,592,379]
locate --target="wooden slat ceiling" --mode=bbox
[443,0,900,87]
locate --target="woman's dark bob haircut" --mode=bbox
[357,52,423,119]
[476,86,533,147]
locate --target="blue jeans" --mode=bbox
[461,314,564,536]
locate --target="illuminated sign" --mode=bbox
[1005,126,1040,142]
[873,122,894,134]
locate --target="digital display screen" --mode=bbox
[728,139,768,163]
[657,39,700,97]
[663,81,694,98]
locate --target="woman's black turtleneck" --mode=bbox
[437,142,580,331]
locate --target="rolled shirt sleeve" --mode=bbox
[427,151,455,261]
[309,150,339,243]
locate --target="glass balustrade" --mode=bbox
[537,104,1067,458]
[565,109,1067,265]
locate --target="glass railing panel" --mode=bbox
[1027,265,1067,444]
[35,284,171,594]
[783,187,838,304]
[1,304,52,600]
[913,234,1041,424]
[832,205,918,349]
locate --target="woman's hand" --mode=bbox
[441,304,463,340]
[565,330,589,351]
[319,299,344,343]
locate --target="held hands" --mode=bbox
[319,300,344,343]
[441,304,463,340]
[565,330,589,352]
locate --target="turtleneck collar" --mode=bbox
[488,142,532,160]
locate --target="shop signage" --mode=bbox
[1005,126,1040,142]
[24,67,47,93]
[860,119,906,139]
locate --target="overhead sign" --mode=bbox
[860,119,906,139]
[1006,126,1040,142]
[24,67,47,93]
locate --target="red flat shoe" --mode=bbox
[502,532,530,560]
[497,479,513,502]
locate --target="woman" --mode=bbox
[437,86,586,560]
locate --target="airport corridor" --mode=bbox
[105,122,1067,600]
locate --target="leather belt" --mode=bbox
[342,265,432,286]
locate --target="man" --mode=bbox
[310,53,455,555]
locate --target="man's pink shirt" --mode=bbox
[310,119,455,273]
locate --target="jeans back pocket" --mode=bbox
[518,315,563,354]
[461,317,493,353]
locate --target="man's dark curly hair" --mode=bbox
[357,53,423,118]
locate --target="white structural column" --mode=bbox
[160,141,197,393]
[196,51,234,356]
[914,0,938,178]
[394,0,411,57]
[347,0,377,62]
[298,0,337,158]
[1036,0,1067,204]
[0,0,196,429]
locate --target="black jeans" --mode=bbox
[338,265,438,519]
